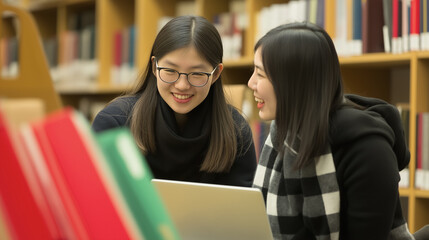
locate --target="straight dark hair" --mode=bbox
[126,15,237,173]
[255,22,345,169]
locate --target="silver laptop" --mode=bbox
[152,179,273,240]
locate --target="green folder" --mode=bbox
[96,128,181,240]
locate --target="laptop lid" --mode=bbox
[152,179,273,240]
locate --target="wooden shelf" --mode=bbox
[417,51,429,59]
[339,52,412,67]
[55,83,131,95]
[415,190,429,199]
[28,0,94,11]
[399,188,411,197]
[224,57,253,67]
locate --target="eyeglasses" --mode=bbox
[155,60,218,87]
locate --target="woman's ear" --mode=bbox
[211,63,224,84]
[151,56,156,75]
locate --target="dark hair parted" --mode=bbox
[255,22,345,169]
[127,15,237,173]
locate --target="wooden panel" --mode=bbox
[340,52,412,66]
[32,8,57,38]
[341,67,391,102]
[136,0,176,70]
[415,59,429,112]
[415,199,429,232]
[0,15,17,38]
[198,0,229,22]
[222,65,252,85]
[0,3,62,113]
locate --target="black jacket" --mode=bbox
[330,94,411,239]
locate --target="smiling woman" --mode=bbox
[91,15,257,187]
[249,22,414,240]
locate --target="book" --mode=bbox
[403,0,411,52]
[362,0,385,53]
[335,0,347,55]
[0,203,12,240]
[352,0,362,55]
[96,128,182,240]
[421,0,429,50]
[20,123,87,240]
[410,0,421,50]
[0,103,58,240]
[317,0,325,28]
[25,108,140,239]
[383,0,393,52]
[415,112,429,189]
[393,0,402,53]
[397,103,410,188]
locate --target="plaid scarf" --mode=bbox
[253,122,340,240]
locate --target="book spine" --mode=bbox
[410,0,421,50]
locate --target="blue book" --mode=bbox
[352,0,362,40]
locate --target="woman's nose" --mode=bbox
[174,74,191,90]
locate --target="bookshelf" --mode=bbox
[1,0,429,233]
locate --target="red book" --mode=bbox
[114,30,123,67]
[392,0,399,45]
[0,112,57,240]
[20,123,89,240]
[28,108,137,239]
[410,0,421,50]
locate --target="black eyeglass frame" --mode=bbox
[155,59,218,87]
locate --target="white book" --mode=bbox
[399,169,409,188]
[409,34,420,51]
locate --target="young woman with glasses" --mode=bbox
[92,15,257,187]
[248,22,413,239]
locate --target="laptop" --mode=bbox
[152,179,273,240]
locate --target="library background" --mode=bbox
[1,0,429,236]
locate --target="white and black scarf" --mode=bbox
[253,122,340,240]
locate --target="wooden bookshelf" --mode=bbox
[2,0,429,233]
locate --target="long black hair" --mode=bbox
[255,22,344,168]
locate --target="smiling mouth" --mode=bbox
[255,97,265,108]
[255,97,264,104]
[173,93,192,100]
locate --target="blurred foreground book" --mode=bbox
[0,101,180,240]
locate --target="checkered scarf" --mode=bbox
[253,122,340,240]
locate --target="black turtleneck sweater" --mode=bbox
[92,94,257,187]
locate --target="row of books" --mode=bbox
[389,0,429,53]
[396,105,429,190]
[49,10,98,86]
[0,37,18,78]
[213,0,247,60]
[416,112,429,190]
[256,0,367,56]
[0,99,181,239]
[397,103,411,188]
[111,25,138,86]
[257,0,429,57]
